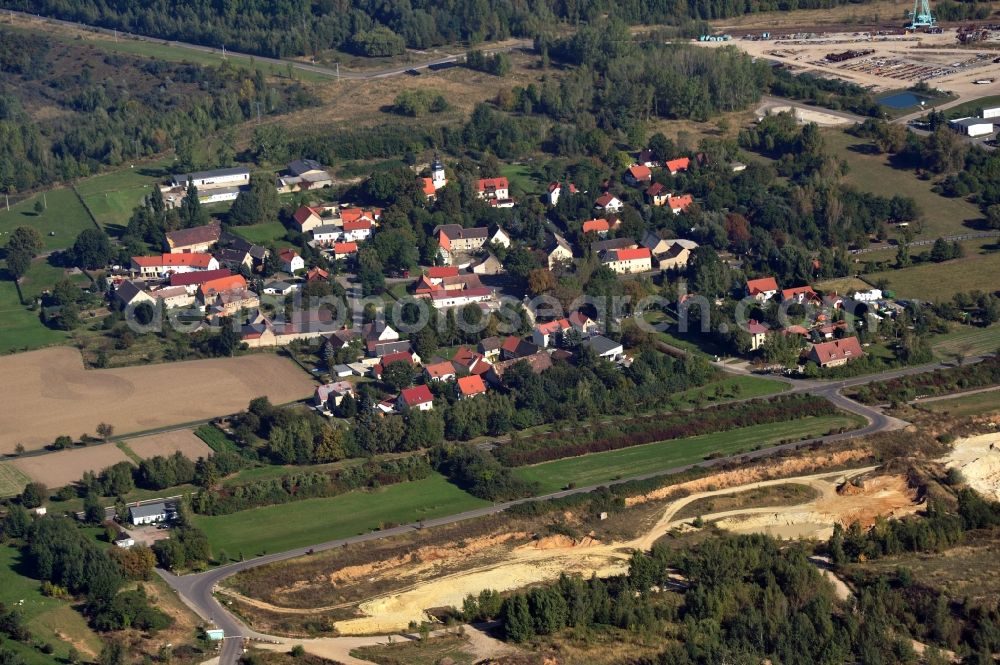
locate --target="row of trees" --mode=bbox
[849,355,1000,404]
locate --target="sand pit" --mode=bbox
[761,104,851,126]
[126,429,212,461]
[0,347,315,452]
[941,432,1000,502]
[11,444,132,488]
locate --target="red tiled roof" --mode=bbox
[627,164,652,181]
[747,277,779,296]
[668,194,693,211]
[341,208,381,223]
[501,336,523,353]
[665,157,690,173]
[133,253,215,268]
[747,319,769,334]
[170,268,233,287]
[477,177,509,192]
[613,248,651,262]
[595,193,618,207]
[424,361,456,379]
[307,267,330,281]
[781,286,819,301]
[427,266,459,279]
[293,206,321,227]
[278,249,299,262]
[457,374,487,397]
[429,286,491,301]
[343,218,372,232]
[399,384,433,407]
[646,182,667,196]
[422,177,436,197]
[548,182,578,194]
[333,242,357,255]
[199,274,247,298]
[536,318,570,335]
[811,337,863,365]
[582,219,610,234]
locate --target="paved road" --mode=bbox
[6,10,530,81]
[849,231,1000,255]
[153,355,996,662]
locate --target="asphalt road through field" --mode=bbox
[156,359,991,663]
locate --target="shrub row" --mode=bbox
[849,355,1000,405]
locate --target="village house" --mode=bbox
[582,219,612,236]
[666,194,694,215]
[486,352,553,385]
[169,268,234,293]
[363,321,399,344]
[472,253,504,275]
[453,346,493,375]
[781,285,821,306]
[642,236,698,271]
[397,385,434,411]
[199,273,252,305]
[601,247,652,274]
[424,361,457,382]
[457,374,487,399]
[501,336,540,361]
[114,281,156,310]
[532,318,571,348]
[625,164,653,186]
[746,276,780,302]
[476,177,513,207]
[315,381,355,409]
[476,337,502,363]
[262,280,298,296]
[747,319,768,351]
[342,217,373,242]
[333,242,358,260]
[428,286,493,309]
[373,350,418,378]
[312,224,342,246]
[586,335,625,361]
[164,223,222,254]
[665,157,690,175]
[569,311,599,337]
[292,205,327,233]
[637,149,659,168]
[161,167,250,207]
[489,227,511,248]
[130,502,170,525]
[436,224,490,263]
[592,237,637,254]
[131,253,220,280]
[546,182,577,206]
[546,232,574,269]
[646,182,670,207]
[215,247,254,271]
[808,336,864,368]
[278,159,333,193]
[152,285,196,309]
[279,249,304,274]
[594,193,623,214]
[218,233,268,269]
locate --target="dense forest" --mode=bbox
[5,0,876,58]
[0,29,315,192]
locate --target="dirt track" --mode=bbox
[0,347,315,452]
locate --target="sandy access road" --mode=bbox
[0,347,315,452]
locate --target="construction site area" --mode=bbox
[700,23,1000,97]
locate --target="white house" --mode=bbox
[131,253,220,280]
[279,249,304,273]
[746,277,779,302]
[601,247,652,274]
[398,385,434,411]
[130,502,169,525]
[312,224,343,246]
[477,177,510,202]
[852,288,883,303]
[428,287,493,309]
[490,227,512,248]
[586,335,624,361]
[342,219,373,242]
[594,193,624,213]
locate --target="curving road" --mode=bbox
[150,356,995,663]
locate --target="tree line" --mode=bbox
[848,355,1000,405]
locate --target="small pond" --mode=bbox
[878,91,931,109]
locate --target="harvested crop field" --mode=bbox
[10,444,132,488]
[126,429,213,461]
[0,347,315,453]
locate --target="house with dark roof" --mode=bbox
[500,336,539,361]
[486,352,553,385]
[164,223,222,254]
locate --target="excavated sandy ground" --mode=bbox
[942,431,1000,501]
[310,464,919,635]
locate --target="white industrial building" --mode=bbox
[982,106,1000,120]
[950,117,994,137]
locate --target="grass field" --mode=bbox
[823,128,984,240]
[814,276,872,294]
[0,279,68,354]
[229,221,289,245]
[940,95,1000,121]
[930,323,1000,360]
[193,473,488,556]
[512,415,863,493]
[500,163,545,197]
[918,389,1000,417]
[75,163,171,234]
[864,239,1000,301]
[671,374,789,406]
[0,188,94,252]
[0,462,31,498]
[0,545,103,662]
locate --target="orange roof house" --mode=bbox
[582,219,611,235]
[626,164,652,184]
[746,277,779,300]
[457,374,487,399]
[665,157,690,174]
[808,336,863,368]
[198,274,247,300]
